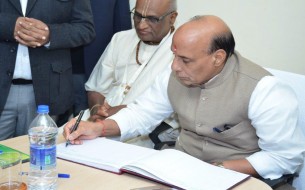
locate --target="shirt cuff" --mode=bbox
[246,152,283,180]
[108,110,139,142]
[44,41,50,48]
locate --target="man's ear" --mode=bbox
[213,49,226,67]
[170,12,178,26]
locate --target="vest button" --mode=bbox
[201,97,208,101]
[195,123,202,128]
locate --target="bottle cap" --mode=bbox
[37,105,49,113]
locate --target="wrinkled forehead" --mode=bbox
[135,0,168,16]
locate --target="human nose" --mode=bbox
[171,56,181,72]
[137,18,150,29]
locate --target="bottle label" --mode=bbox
[30,145,56,170]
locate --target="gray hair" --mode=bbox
[190,15,235,61]
[169,0,177,11]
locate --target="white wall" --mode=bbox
[129,0,305,75]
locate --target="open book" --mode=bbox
[57,138,250,190]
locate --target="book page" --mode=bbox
[123,149,249,190]
[57,137,157,173]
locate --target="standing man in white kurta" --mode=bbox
[85,0,179,147]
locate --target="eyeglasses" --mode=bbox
[130,8,175,24]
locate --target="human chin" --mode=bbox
[177,77,192,86]
[137,31,153,41]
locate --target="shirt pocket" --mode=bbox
[210,120,259,150]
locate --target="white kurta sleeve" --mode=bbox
[247,76,305,179]
[85,37,116,95]
[109,67,174,141]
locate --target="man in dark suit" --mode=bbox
[0,0,95,140]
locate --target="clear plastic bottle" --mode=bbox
[28,105,58,190]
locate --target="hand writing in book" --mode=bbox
[63,118,103,145]
[63,117,122,144]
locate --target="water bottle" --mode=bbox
[28,105,58,190]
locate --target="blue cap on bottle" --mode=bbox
[37,105,49,113]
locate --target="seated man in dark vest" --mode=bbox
[64,15,305,190]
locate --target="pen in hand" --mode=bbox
[65,110,85,147]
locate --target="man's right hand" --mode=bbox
[63,118,103,145]
[63,117,122,144]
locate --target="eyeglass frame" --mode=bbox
[130,8,175,24]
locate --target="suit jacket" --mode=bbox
[0,0,95,115]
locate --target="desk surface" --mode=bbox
[0,135,272,190]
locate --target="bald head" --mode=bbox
[171,15,236,86]
[175,15,235,61]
